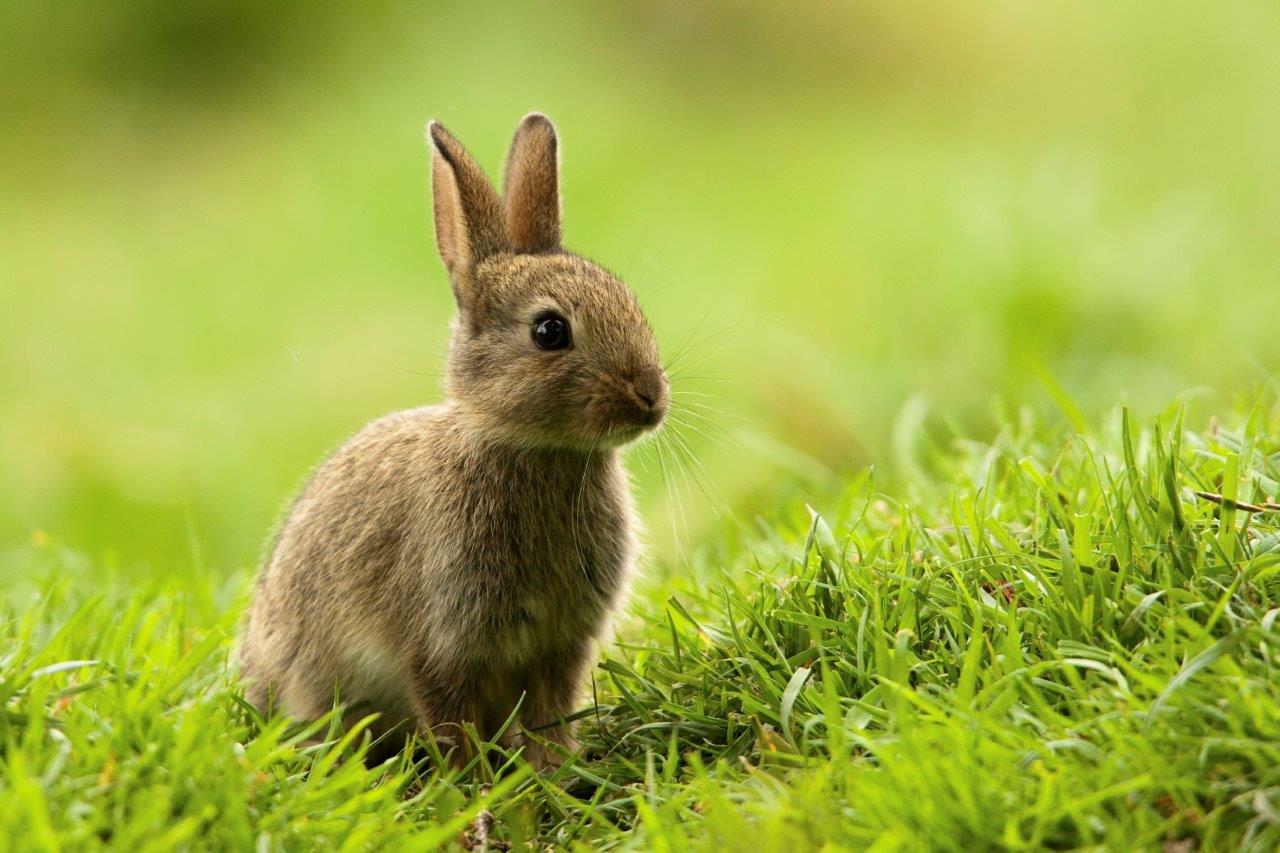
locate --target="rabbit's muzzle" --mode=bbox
[585,366,669,444]
[619,367,669,430]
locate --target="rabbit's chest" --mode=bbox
[439,469,632,652]
[484,483,628,599]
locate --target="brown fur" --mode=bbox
[238,114,668,768]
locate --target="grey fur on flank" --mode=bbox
[238,114,669,769]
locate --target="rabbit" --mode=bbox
[238,113,668,769]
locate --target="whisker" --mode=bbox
[668,416,731,453]
[666,427,730,517]
[670,404,735,431]
[666,373,744,385]
[626,237,673,303]
[668,437,698,555]
[673,415,737,443]
[621,225,652,286]
[662,309,714,372]
[669,406,735,439]
[652,432,690,556]
[631,439,655,477]
[665,431,700,514]
[664,322,741,373]
[671,398,738,419]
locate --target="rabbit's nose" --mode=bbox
[626,381,655,411]
[628,369,669,423]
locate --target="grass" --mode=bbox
[4,396,1280,849]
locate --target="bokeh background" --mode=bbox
[3,1,1278,575]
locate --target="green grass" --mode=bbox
[5,397,1280,849]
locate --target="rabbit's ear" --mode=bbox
[428,121,507,282]
[503,113,561,254]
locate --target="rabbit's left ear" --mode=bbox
[503,113,562,254]
[428,120,507,280]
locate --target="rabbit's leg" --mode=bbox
[518,645,591,770]
[410,657,482,767]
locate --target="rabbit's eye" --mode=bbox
[532,313,572,350]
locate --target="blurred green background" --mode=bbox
[2,1,1278,573]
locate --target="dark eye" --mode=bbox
[532,313,572,350]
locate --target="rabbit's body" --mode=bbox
[240,115,667,767]
[241,402,633,757]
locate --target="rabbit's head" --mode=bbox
[428,114,668,450]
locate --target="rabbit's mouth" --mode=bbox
[598,402,666,446]
[604,421,661,447]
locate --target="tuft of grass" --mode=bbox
[4,397,1280,849]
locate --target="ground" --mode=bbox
[4,399,1279,850]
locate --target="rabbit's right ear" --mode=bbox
[427,121,507,290]
[503,113,561,254]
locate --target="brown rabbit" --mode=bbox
[238,114,668,769]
